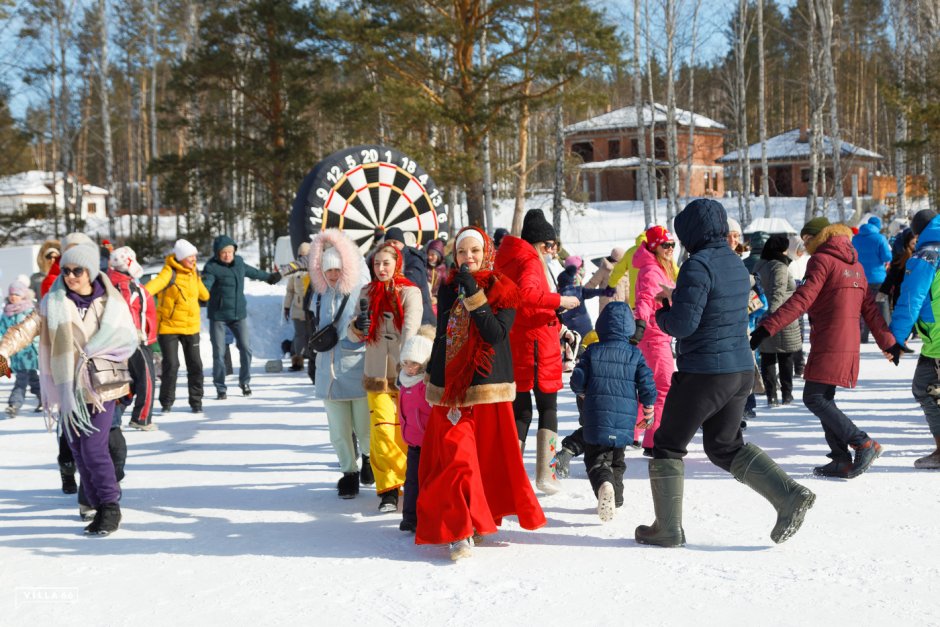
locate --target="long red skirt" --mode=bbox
[415,401,546,545]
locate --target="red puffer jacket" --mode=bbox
[494,235,562,393]
[759,224,895,388]
[108,269,158,345]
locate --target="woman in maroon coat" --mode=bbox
[494,210,578,494]
[751,220,904,479]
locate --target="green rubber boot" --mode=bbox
[731,443,816,544]
[634,458,686,547]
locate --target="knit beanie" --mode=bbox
[173,238,198,261]
[727,217,742,234]
[564,255,583,269]
[109,246,143,279]
[7,279,29,297]
[321,247,343,272]
[63,232,95,250]
[384,227,405,244]
[644,225,674,252]
[761,233,791,259]
[800,217,831,238]
[520,209,556,244]
[426,238,446,262]
[493,228,509,248]
[60,244,100,282]
[911,209,938,236]
[297,242,311,258]
[400,327,434,366]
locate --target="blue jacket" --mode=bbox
[852,219,891,284]
[889,215,940,357]
[656,199,753,374]
[570,302,656,448]
[557,266,604,337]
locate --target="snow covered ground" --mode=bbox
[2,199,939,626]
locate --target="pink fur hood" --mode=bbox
[307,229,366,295]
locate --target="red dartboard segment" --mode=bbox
[291,145,446,254]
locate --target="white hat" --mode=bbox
[109,246,143,279]
[60,244,100,283]
[63,232,95,250]
[400,333,433,366]
[321,247,342,272]
[727,217,742,234]
[173,239,198,261]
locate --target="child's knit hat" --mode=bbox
[400,325,435,366]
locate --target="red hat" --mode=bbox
[644,225,674,252]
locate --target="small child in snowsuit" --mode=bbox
[570,301,656,522]
[0,279,40,418]
[397,325,435,533]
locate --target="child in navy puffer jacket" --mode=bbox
[570,301,656,522]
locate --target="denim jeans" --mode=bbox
[8,369,40,410]
[802,380,868,461]
[210,319,252,393]
[912,355,940,437]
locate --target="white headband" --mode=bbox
[455,229,484,248]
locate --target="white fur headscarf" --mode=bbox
[308,229,365,295]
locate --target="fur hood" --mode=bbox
[806,223,854,256]
[308,229,364,295]
[37,239,61,275]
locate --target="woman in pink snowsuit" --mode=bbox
[632,225,677,453]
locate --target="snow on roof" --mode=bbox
[565,103,726,135]
[578,156,669,170]
[744,217,798,234]
[0,170,109,197]
[717,128,883,163]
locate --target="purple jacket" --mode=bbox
[398,379,431,447]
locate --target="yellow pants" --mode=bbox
[367,391,407,494]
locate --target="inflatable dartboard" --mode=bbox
[289,145,447,254]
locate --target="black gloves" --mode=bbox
[0,354,10,378]
[630,320,647,345]
[354,298,371,333]
[453,264,479,297]
[884,343,912,365]
[603,286,616,298]
[749,326,770,351]
[283,307,290,321]
[266,271,282,285]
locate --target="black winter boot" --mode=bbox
[59,462,78,494]
[731,444,815,544]
[378,490,399,513]
[635,459,686,547]
[337,472,359,499]
[359,455,375,486]
[90,502,122,536]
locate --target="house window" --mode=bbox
[571,141,594,163]
[87,203,97,215]
[713,173,720,191]
[630,139,639,156]
[608,139,621,159]
[704,172,710,190]
[654,138,666,159]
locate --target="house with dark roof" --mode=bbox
[564,103,727,202]
[717,128,883,197]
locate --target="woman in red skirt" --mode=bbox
[417,226,546,560]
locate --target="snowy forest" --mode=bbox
[0,0,938,264]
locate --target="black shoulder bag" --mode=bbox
[306,292,350,355]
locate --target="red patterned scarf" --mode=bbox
[366,244,414,345]
[442,227,519,406]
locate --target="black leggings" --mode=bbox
[513,388,558,444]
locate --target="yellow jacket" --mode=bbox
[144,255,210,335]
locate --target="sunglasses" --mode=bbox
[45,252,60,260]
[543,241,558,250]
[660,242,676,249]
[61,266,86,278]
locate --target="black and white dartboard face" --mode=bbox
[293,145,447,253]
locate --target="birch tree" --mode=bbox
[757,0,771,218]
[634,0,652,225]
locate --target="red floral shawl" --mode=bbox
[442,227,519,406]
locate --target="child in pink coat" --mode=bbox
[632,226,678,453]
[398,325,435,532]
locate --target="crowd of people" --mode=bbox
[1,199,938,560]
